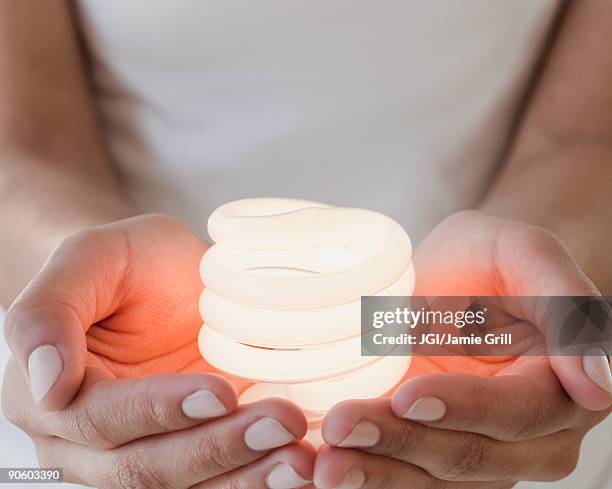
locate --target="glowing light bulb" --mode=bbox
[198,198,414,420]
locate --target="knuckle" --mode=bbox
[196,434,243,475]
[556,451,580,481]
[510,395,549,441]
[62,227,103,249]
[511,224,565,258]
[52,229,102,267]
[2,302,43,349]
[370,468,394,489]
[439,433,487,481]
[379,420,419,458]
[137,379,177,431]
[145,400,176,432]
[109,451,165,489]
[71,405,114,449]
[546,444,581,481]
[34,438,57,469]
[527,225,561,247]
[140,213,180,228]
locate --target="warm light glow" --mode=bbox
[199,198,414,417]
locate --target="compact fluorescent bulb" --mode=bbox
[198,198,413,419]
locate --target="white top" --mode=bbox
[77,0,558,243]
[1,1,610,487]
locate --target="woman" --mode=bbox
[1,1,611,488]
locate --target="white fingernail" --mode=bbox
[245,417,295,451]
[266,462,310,489]
[334,468,366,489]
[338,420,380,448]
[182,390,227,419]
[583,348,612,394]
[27,345,63,403]
[402,397,447,421]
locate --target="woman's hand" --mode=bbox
[315,361,609,488]
[2,214,315,488]
[4,214,219,407]
[314,211,611,488]
[2,358,313,488]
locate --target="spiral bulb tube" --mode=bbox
[198,198,414,418]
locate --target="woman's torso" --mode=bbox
[76,0,559,242]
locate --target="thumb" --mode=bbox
[4,227,131,410]
[488,220,612,411]
[540,296,612,411]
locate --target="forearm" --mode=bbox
[0,153,136,307]
[480,142,612,294]
[479,0,612,294]
[0,1,140,306]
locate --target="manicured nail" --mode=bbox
[266,462,310,489]
[583,348,612,394]
[182,390,227,419]
[245,417,295,451]
[402,397,447,421]
[338,420,380,448]
[334,468,365,489]
[27,345,63,403]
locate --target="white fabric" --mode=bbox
[0,1,610,486]
[79,0,557,243]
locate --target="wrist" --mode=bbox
[0,168,137,307]
[479,195,612,295]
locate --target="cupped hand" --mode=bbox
[5,213,222,405]
[314,210,611,488]
[2,357,312,488]
[2,214,315,488]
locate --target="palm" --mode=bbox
[77,218,244,385]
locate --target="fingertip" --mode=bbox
[5,303,88,411]
[321,400,354,446]
[27,344,65,410]
[250,397,309,440]
[196,372,240,413]
[313,445,359,488]
[390,374,442,418]
[270,441,318,481]
[322,399,386,446]
[177,373,240,421]
[27,338,87,412]
[552,355,612,411]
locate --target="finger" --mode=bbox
[414,212,612,410]
[2,353,239,448]
[192,442,316,489]
[39,439,315,489]
[321,398,581,482]
[112,397,308,488]
[313,445,512,489]
[37,397,307,489]
[520,294,612,411]
[550,351,612,412]
[3,228,128,410]
[390,371,579,441]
